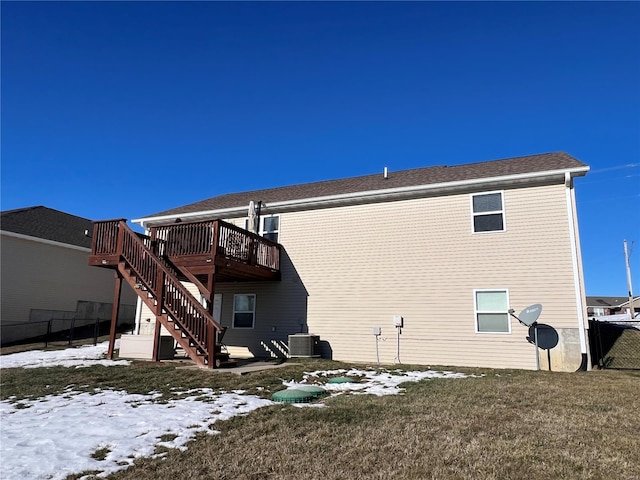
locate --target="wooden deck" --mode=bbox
[87,218,281,368]
[89,218,281,283]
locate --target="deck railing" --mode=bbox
[153,219,280,271]
[91,219,124,255]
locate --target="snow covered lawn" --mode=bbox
[0,341,130,369]
[0,342,470,480]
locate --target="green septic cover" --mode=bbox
[294,385,327,397]
[327,376,355,384]
[272,388,316,403]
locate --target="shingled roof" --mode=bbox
[145,151,587,218]
[1,206,94,248]
[586,296,630,308]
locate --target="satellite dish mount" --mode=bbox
[509,304,543,370]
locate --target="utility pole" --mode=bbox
[624,239,635,318]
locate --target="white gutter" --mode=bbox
[0,230,91,252]
[134,206,245,228]
[134,297,143,335]
[565,172,589,370]
[134,166,589,227]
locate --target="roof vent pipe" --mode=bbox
[383,166,388,179]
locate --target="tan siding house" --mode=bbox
[130,152,589,371]
[1,207,137,345]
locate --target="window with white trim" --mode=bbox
[474,290,510,333]
[472,192,505,233]
[233,294,256,329]
[261,215,279,242]
[244,215,280,242]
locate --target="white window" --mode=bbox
[472,191,505,233]
[233,294,256,329]
[260,215,279,243]
[243,215,280,243]
[593,307,606,317]
[474,289,510,333]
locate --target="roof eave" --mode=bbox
[0,230,91,252]
[133,165,589,227]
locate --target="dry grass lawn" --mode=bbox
[2,360,639,480]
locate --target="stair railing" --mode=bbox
[116,221,221,360]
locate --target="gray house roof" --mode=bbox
[586,296,630,308]
[0,206,93,248]
[145,151,587,218]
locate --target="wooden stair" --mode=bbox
[110,221,223,368]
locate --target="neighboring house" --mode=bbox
[586,296,633,317]
[91,152,590,371]
[1,206,137,345]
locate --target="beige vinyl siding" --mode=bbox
[138,299,157,335]
[224,218,243,228]
[1,234,137,343]
[139,282,204,336]
[139,258,307,358]
[218,244,308,357]
[215,275,307,358]
[134,181,584,370]
[278,183,581,370]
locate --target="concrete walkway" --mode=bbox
[175,358,290,375]
[226,359,290,375]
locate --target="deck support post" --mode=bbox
[206,273,216,315]
[150,227,157,255]
[207,321,216,369]
[206,273,217,368]
[107,270,123,360]
[206,273,216,368]
[152,316,162,362]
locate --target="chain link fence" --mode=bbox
[1,318,134,350]
[589,318,640,370]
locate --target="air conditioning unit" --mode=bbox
[288,334,320,357]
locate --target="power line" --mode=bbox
[588,163,640,174]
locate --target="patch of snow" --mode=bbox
[291,368,471,396]
[0,341,130,369]
[0,388,272,480]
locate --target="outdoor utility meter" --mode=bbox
[393,315,403,328]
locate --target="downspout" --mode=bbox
[565,172,588,371]
[134,297,143,335]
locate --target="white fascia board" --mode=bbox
[133,206,248,228]
[0,230,91,252]
[134,166,589,226]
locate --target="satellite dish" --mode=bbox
[527,323,558,350]
[518,304,542,326]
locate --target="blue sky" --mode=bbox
[2,1,639,296]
